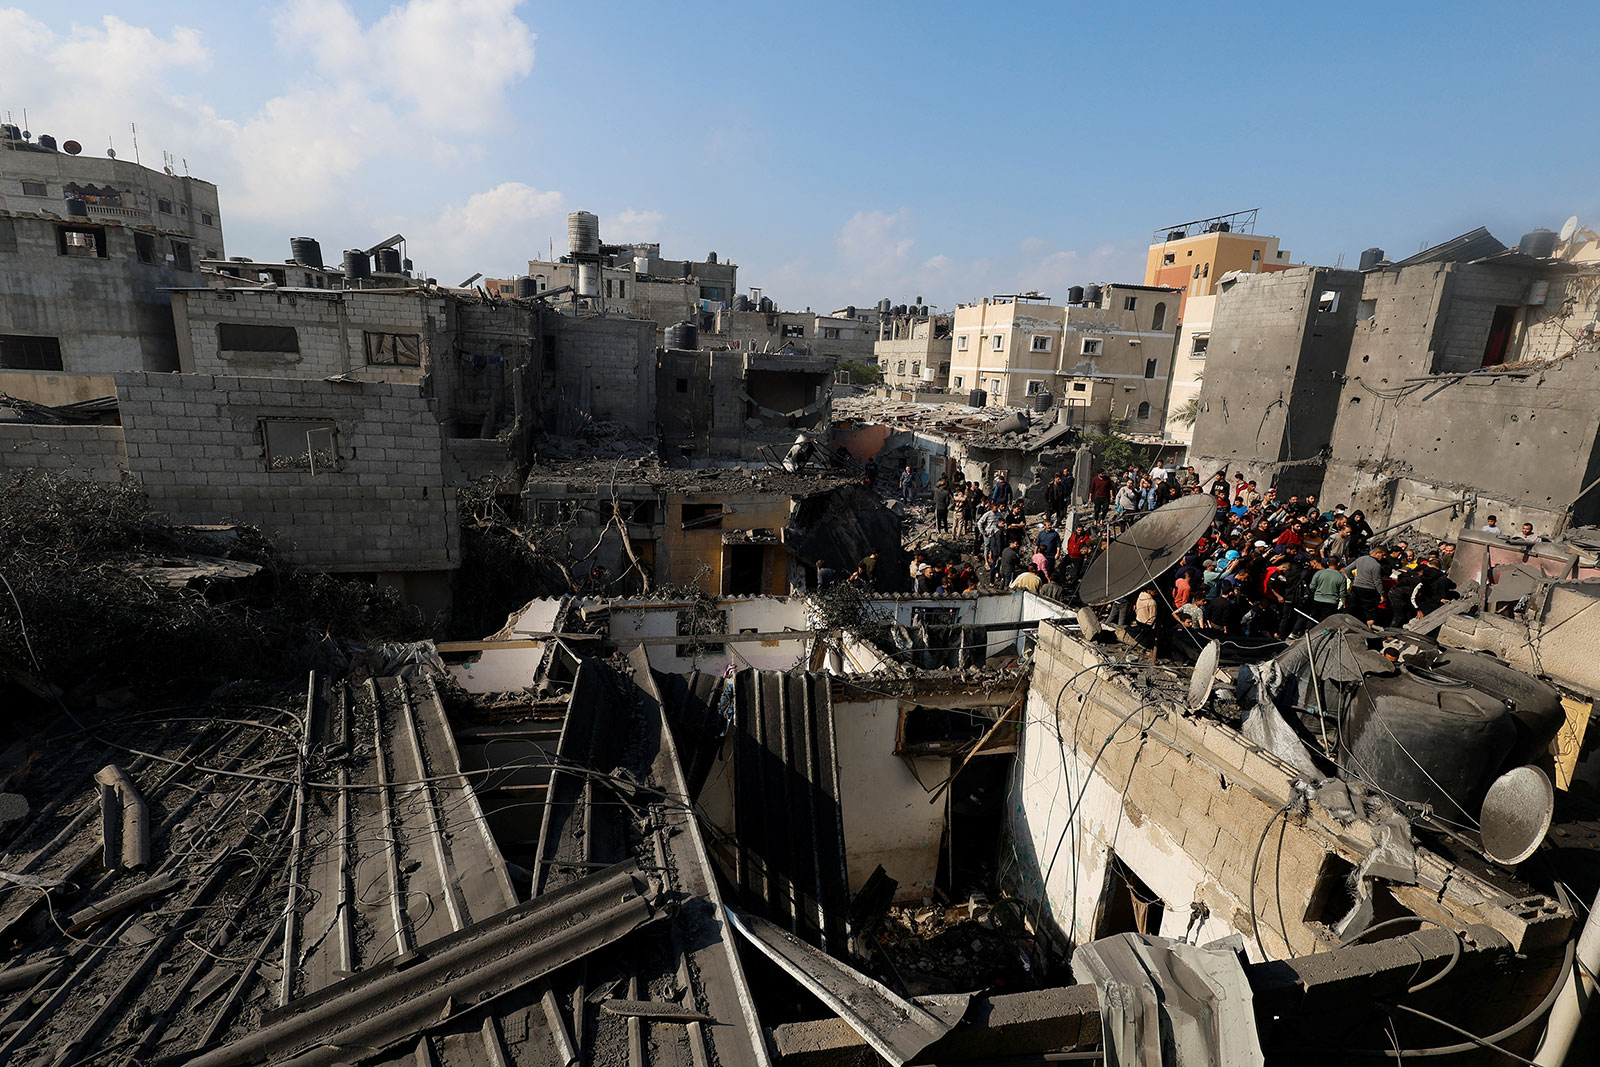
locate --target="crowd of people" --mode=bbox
[849,454,1485,648]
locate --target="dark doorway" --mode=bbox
[1482,304,1518,367]
[725,544,766,595]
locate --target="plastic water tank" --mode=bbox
[37,134,57,151]
[0,124,18,141]
[577,263,599,296]
[733,294,750,312]
[1082,284,1102,306]
[664,322,699,351]
[759,297,775,313]
[515,276,536,299]
[65,198,88,218]
[968,389,987,408]
[1358,247,1385,271]
[1067,285,1085,305]
[567,211,600,255]
[1032,391,1053,412]
[375,248,403,274]
[1519,229,1559,259]
[290,238,323,269]
[343,250,371,280]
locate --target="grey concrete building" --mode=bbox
[1188,228,1600,533]
[657,345,833,462]
[1186,266,1364,494]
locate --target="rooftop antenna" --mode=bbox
[106,135,116,160]
[129,122,140,166]
[182,157,189,177]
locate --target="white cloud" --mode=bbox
[609,209,664,242]
[408,181,565,279]
[0,3,545,273]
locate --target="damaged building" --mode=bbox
[1189,226,1600,534]
[657,333,834,463]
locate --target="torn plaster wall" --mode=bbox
[449,598,565,693]
[831,695,946,899]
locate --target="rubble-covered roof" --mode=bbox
[832,395,1077,452]
[523,456,857,495]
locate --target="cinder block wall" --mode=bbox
[114,371,456,571]
[1007,621,1565,961]
[0,423,128,483]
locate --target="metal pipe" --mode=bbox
[1369,499,1465,539]
[1533,886,1600,1065]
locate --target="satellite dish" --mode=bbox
[1188,640,1222,710]
[62,140,82,156]
[1559,216,1580,243]
[1076,495,1216,606]
[1479,765,1554,865]
[106,148,116,159]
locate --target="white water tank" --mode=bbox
[577,263,599,296]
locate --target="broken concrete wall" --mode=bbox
[787,483,907,592]
[0,214,190,388]
[1322,354,1600,532]
[536,315,655,437]
[0,422,127,482]
[1188,267,1363,497]
[171,288,443,383]
[114,371,457,573]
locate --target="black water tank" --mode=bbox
[1083,284,1102,306]
[290,237,323,269]
[344,250,371,280]
[375,248,403,274]
[403,258,413,273]
[1339,664,1518,822]
[1429,651,1565,767]
[1068,285,1085,305]
[37,134,57,151]
[0,124,18,141]
[1167,230,1185,242]
[664,321,699,351]
[1519,229,1559,259]
[968,389,987,408]
[734,294,750,312]
[65,198,88,217]
[515,276,536,298]
[845,306,856,319]
[1358,247,1384,271]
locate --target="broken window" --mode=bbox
[991,334,1003,351]
[1252,248,1262,261]
[1317,290,1340,314]
[1162,252,1175,266]
[699,285,726,302]
[675,606,728,657]
[363,331,422,366]
[20,179,46,196]
[1123,295,1138,311]
[1482,304,1518,367]
[618,499,657,525]
[535,499,575,525]
[681,503,723,530]
[781,324,805,338]
[134,233,155,264]
[218,323,300,354]
[1144,358,1157,379]
[895,705,993,756]
[157,198,173,214]
[1081,338,1103,356]
[170,240,191,271]
[1137,401,1151,420]
[952,375,964,388]
[1096,855,1164,938]
[1357,299,1377,321]
[911,361,921,376]
[1191,333,1209,358]
[1025,379,1045,396]
[56,225,107,258]
[262,418,339,473]
[1151,301,1166,331]
[987,377,1002,397]
[1030,334,1052,352]
[0,334,64,371]
[956,334,968,351]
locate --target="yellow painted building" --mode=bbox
[1144,210,1293,319]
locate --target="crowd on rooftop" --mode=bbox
[840,455,1553,648]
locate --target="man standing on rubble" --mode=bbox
[1090,470,1113,521]
[1342,544,1388,626]
[899,465,916,503]
[1045,474,1069,526]
[933,479,952,533]
[978,504,1002,572]
[992,470,1014,508]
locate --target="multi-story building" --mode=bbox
[875,313,953,391]
[946,284,1180,436]
[1144,210,1297,450]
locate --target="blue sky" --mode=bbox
[5,1,1598,311]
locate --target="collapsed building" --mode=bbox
[1189,225,1600,535]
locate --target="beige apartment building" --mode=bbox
[946,284,1180,435]
[875,315,953,390]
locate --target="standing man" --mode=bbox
[1044,475,1069,527]
[992,471,1014,508]
[933,479,952,533]
[1090,470,1113,521]
[899,465,915,504]
[1342,545,1387,626]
